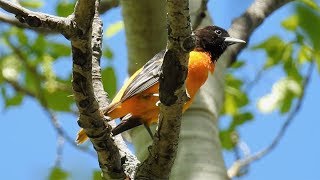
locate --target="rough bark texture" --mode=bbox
[70,0,133,179]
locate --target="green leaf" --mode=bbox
[16,29,28,45]
[102,67,117,98]
[32,35,46,57]
[49,43,71,58]
[20,0,43,9]
[282,15,299,31]
[1,55,22,81]
[223,94,238,115]
[283,60,303,82]
[298,45,312,64]
[56,2,74,17]
[300,0,320,10]
[230,61,245,69]
[225,74,243,88]
[253,36,286,68]
[48,167,69,180]
[45,90,73,111]
[230,112,254,130]
[296,4,320,49]
[219,130,237,150]
[92,170,102,180]
[103,46,113,60]
[105,21,124,38]
[280,91,294,113]
[24,69,40,95]
[5,93,24,108]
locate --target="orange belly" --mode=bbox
[108,84,160,125]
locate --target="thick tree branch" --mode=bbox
[223,0,295,66]
[228,61,314,178]
[91,3,139,178]
[71,0,138,179]
[135,0,194,179]
[0,0,75,37]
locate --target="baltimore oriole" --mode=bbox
[76,25,245,144]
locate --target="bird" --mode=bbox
[76,25,245,144]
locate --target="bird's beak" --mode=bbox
[224,37,246,45]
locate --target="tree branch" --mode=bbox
[70,0,133,179]
[135,0,194,178]
[0,0,74,37]
[223,0,295,66]
[0,12,54,33]
[228,61,315,178]
[91,3,139,178]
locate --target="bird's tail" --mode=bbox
[76,128,88,145]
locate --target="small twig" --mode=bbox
[43,107,96,157]
[0,0,75,38]
[54,135,65,167]
[228,61,315,178]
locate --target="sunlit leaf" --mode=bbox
[48,167,69,180]
[257,78,301,114]
[92,170,102,180]
[56,2,74,17]
[1,56,21,81]
[282,15,298,31]
[105,21,124,38]
[298,45,312,64]
[102,67,117,98]
[300,0,320,10]
[20,0,43,9]
[223,94,238,115]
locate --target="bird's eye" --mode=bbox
[215,29,222,35]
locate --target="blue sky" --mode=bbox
[0,0,319,180]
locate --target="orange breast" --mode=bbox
[108,51,214,125]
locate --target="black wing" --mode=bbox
[120,50,165,102]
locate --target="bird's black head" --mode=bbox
[194,25,245,61]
